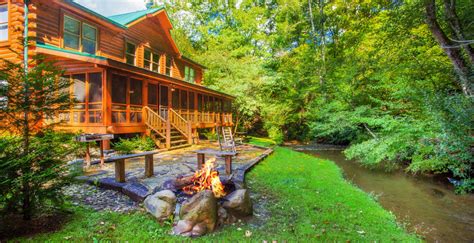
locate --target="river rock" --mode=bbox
[154,190,177,204]
[222,189,252,217]
[173,219,194,236]
[175,190,217,236]
[144,190,176,221]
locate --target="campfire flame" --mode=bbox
[183,158,226,198]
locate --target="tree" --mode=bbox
[0,54,75,220]
[424,0,473,96]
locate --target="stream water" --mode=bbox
[292,145,474,243]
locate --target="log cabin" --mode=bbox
[0,0,234,149]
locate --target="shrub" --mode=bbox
[0,131,79,217]
[113,136,156,154]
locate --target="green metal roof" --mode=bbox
[37,43,107,60]
[108,7,165,26]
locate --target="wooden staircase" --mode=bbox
[217,126,236,153]
[144,106,192,150]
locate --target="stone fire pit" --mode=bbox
[75,142,273,237]
[144,159,253,237]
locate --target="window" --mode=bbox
[184,66,195,82]
[144,49,160,72]
[82,23,97,54]
[126,42,136,65]
[165,56,172,76]
[63,16,80,50]
[63,15,97,54]
[0,80,8,109]
[0,4,8,41]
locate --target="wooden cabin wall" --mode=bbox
[0,0,37,63]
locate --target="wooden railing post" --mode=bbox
[187,121,193,144]
[166,115,171,149]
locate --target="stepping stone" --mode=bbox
[122,182,150,202]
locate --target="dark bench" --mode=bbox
[194,149,237,175]
[104,151,159,183]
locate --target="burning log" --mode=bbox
[182,158,226,198]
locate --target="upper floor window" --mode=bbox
[144,49,159,72]
[63,15,97,54]
[184,66,195,83]
[126,42,136,65]
[0,4,8,41]
[165,56,172,77]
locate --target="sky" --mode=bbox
[74,0,146,17]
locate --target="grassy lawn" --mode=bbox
[17,138,419,241]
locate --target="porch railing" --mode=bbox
[169,108,192,143]
[144,106,167,138]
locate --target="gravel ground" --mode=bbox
[63,184,139,213]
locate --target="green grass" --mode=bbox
[17,138,419,241]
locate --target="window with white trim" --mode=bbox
[184,66,195,83]
[63,15,97,54]
[144,48,160,72]
[0,4,8,41]
[126,42,136,65]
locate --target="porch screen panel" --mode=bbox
[129,78,142,123]
[160,85,168,106]
[180,90,188,110]
[172,89,179,109]
[148,83,158,111]
[189,92,195,110]
[88,73,102,123]
[111,74,127,123]
[197,94,202,111]
[72,74,86,123]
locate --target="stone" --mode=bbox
[144,191,176,221]
[223,189,253,217]
[173,220,194,236]
[122,182,150,202]
[161,179,177,192]
[96,177,126,191]
[191,222,208,237]
[154,190,176,204]
[177,190,217,235]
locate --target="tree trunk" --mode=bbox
[425,0,473,96]
[443,0,474,64]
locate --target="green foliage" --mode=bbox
[160,0,472,192]
[0,131,78,216]
[15,146,418,241]
[112,136,156,154]
[202,130,217,141]
[0,53,76,219]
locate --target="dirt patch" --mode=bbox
[0,212,71,240]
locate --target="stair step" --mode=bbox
[168,144,191,150]
[171,139,187,144]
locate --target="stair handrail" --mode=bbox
[169,108,191,139]
[144,106,167,138]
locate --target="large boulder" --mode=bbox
[222,189,252,217]
[144,190,176,221]
[174,190,217,236]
